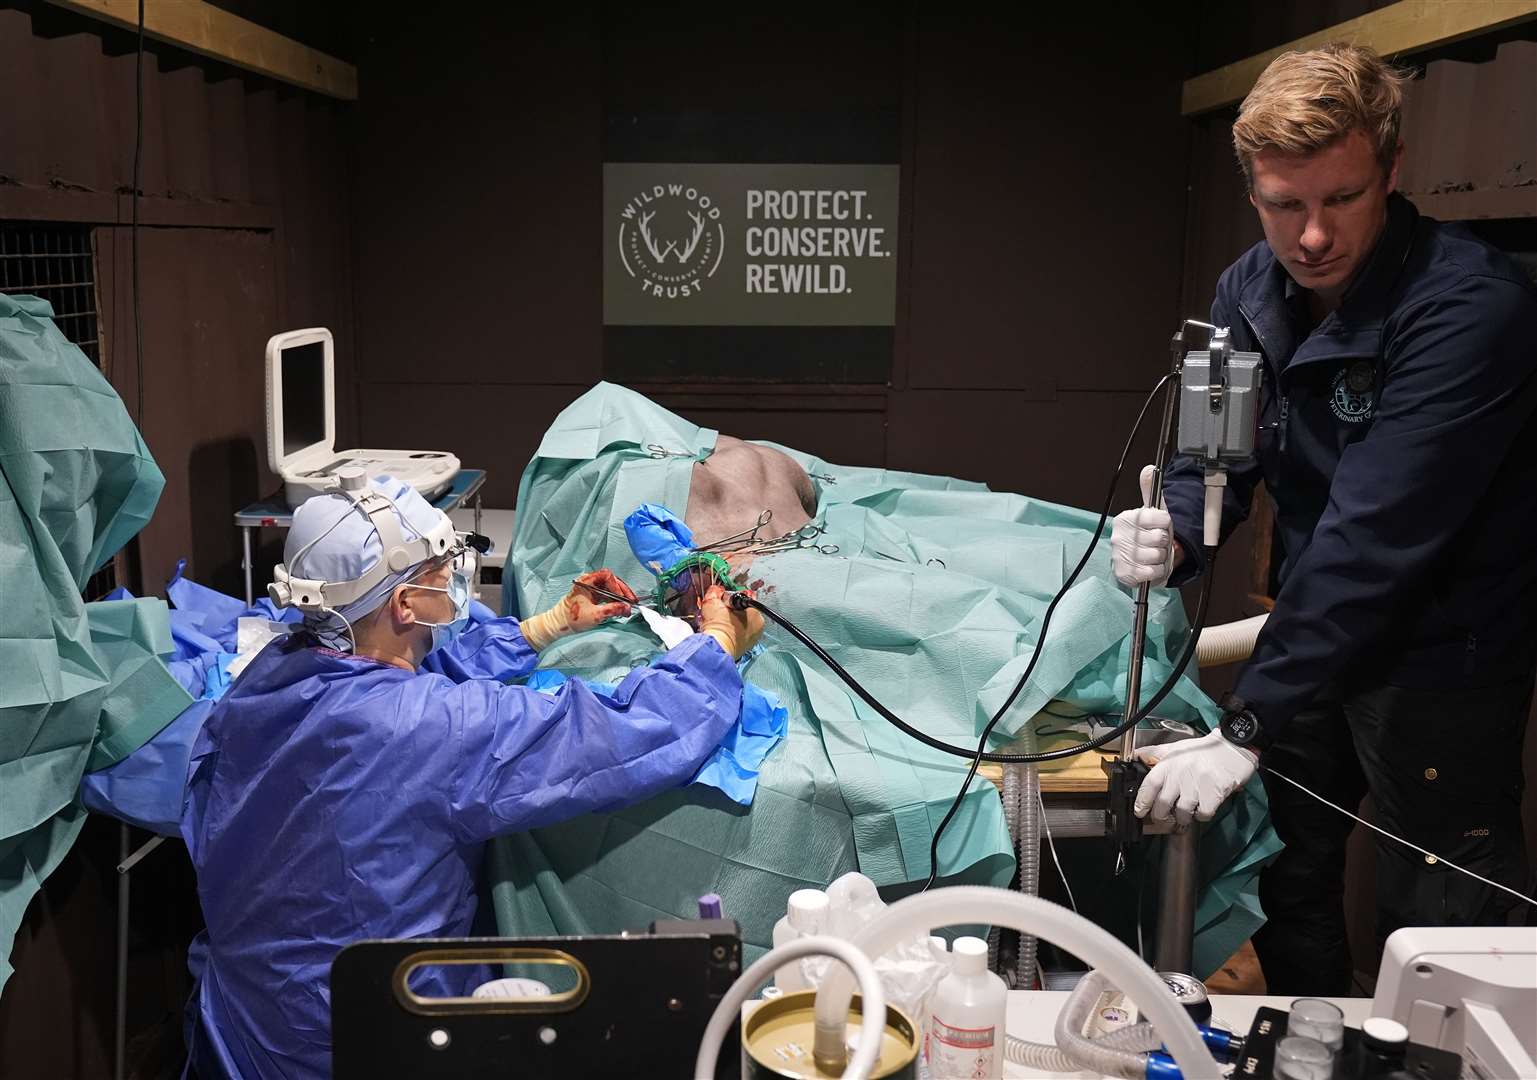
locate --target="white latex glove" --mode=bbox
[1111,464,1175,587]
[1133,729,1258,827]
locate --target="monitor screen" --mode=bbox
[281,341,326,456]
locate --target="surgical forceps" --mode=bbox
[571,578,651,610]
[695,509,775,553]
[573,577,704,628]
[707,521,839,557]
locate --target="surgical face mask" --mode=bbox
[411,569,472,653]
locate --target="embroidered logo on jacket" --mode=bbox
[1329,361,1376,423]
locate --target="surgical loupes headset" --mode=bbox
[268,467,487,616]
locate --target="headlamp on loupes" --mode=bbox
[269,467,487,614]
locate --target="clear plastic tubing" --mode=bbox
[810,886,1219,1078]
[693,934,886,1080]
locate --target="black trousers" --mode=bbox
[1251,674,1533,996]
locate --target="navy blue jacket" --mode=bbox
[1163,193,1537,742]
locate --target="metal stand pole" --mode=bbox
[116,823,130,1080]
[1154,826,1200,974]
[1105,358,1186,852]
[1118,372,1181,760]
[119,835,166,874]
[242,524,254,607]
[112,827,172,1080]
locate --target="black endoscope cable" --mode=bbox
[738,568,1210,768]
[738,558,1212,891]
[729,371,1219,889]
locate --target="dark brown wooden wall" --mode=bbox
[349,6,1196,514]
[0,1,357,601]
[0,3,355,1073]
[4,2,1530,1072]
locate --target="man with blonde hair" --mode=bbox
[1111,43,1537,993]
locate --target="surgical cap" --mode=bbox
[283,475,451,648]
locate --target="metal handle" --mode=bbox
[391,947,591,1015]
[1118,332,1189,762]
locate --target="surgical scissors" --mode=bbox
[645,443,693,460]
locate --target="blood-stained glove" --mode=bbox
[521,570,637,651]
[697,585,764,659]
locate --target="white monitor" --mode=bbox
[264,327,460,507]
[266,327,335,475]
[1372,926,1536,1078]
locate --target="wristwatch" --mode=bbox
[1218,694,1270,752]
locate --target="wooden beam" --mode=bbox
[980,752,1114,795]
[0,183,277,229]
[44,0,357,101]
[1181,0,1537,116]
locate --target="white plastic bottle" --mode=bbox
[928,936,1006,1079]
[771,888,830,992]
[919,936,951,1079]
[823,871,881,937]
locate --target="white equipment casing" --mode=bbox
[1371,926,1537,1079]
[265,327,459,507]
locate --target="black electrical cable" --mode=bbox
[744,542,1213,891]
[919,539,1212,890]
[924,548,1212,890]
[744,548,1213,890]
[733,371,1160,754]
[974,374,1172,734]
[746,565,1209,767]
[133,0,144,426]
[736,367,1174,768]
[1039,704,1098,721]
[737,368,1163,748]
[728,370,1223,889]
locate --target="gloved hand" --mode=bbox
[1111,465,1176,587]
[697,585,764,659]
[521,570,637,651]
[1133,729,1258,827]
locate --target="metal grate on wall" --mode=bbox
[1,221,122,598]
[0,221,101,364]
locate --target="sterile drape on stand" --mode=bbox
[0,294,191,990]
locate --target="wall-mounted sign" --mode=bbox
[603,163,899,326]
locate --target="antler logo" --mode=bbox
[618,182,725,300]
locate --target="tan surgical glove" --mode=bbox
[697,585,765,659]
[521,570,636,651]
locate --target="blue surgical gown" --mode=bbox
[178,619,743,1080]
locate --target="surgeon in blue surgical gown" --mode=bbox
[178,475,762,1079]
